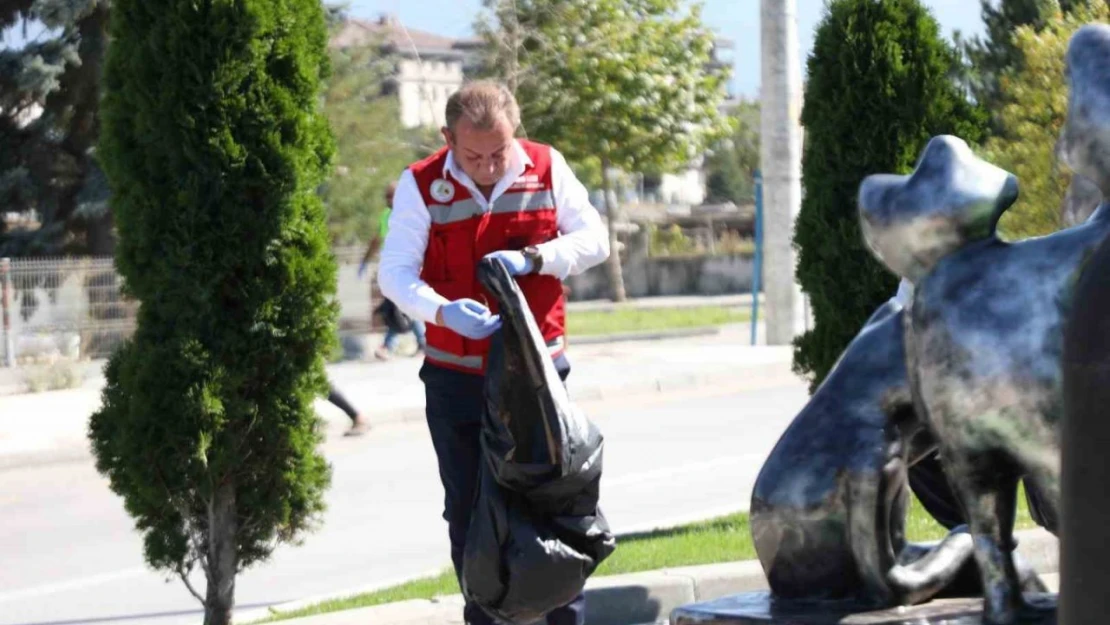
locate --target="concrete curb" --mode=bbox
[259,529,1058,625]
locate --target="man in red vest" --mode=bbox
[377,81,610,625]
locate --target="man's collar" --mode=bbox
[442,139,532,180]
[516,140,534,168]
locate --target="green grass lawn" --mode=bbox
[566,306,751,337]
[256,489,1038,623]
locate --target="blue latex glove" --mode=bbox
[438,299,502,340]
[357,261,369,279]
[483,250,533,276]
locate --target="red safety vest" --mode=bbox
[413,140,566,374]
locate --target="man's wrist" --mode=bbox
[522,246,544,275]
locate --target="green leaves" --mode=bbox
[704,102,759,205]
[1,0,113,256]
[792,0,986,390]
[91,0,336,597]
[984,2,1110,240]
[319,39,431,246]
[479,0,729,173]
[960,0,1067,129]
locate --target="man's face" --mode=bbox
[442,115,515,187]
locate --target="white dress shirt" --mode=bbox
[377,140,610,324]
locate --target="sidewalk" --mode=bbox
[247,528,1059,625]
[0,321,792,469]
[0,294,760,396]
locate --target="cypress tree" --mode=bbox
[88,1,337,623]
[792,0,986,390]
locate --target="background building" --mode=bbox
[330,14,478,129]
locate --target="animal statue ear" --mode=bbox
[858,135,1018,282]
[1061,25,1110,197]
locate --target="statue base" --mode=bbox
[670,591,1057,624]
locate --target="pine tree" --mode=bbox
[0,0,113,256]
[88,1,337,623]
[959,0,1089,128]
[792,0,986,390]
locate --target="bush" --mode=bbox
[649,224,698,256]
[791,0,986,391]
[89,1,337,623]
[22,362,84,393]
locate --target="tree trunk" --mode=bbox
[86,210,116,256]
[506,1,519,95]
[204,482,237,625]
[760,0,803,345]
[56,2,112,255]
[600,159,627,302]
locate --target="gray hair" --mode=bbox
[444,81,521,133]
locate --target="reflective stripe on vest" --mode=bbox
[492,190,555,215]
[425,335,566,371]
[427,190,556,225]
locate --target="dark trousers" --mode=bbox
[326,385,358,422]
[421,357,585,625]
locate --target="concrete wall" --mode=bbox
[565,253,755,301]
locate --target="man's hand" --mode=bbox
[483,250,533,276]
[436,299,502,340]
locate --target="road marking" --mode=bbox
[0,566,149,604]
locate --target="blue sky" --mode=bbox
[344,0,986,98]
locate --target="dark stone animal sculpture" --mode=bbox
[857,24,1110,624]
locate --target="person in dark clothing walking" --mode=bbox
[327,383,369,436]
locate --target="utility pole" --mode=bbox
[760,0,804,345]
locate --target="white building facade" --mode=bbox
[331,14,474,130]
[395,57,465,129]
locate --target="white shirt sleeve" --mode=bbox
[535,148,611,280]
[376,169,449,325]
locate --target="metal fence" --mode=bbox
[1,256,135,365]
[0,247,382,366]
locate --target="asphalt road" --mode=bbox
[0,379,807,625]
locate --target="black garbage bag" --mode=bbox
[461,257,616,625]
